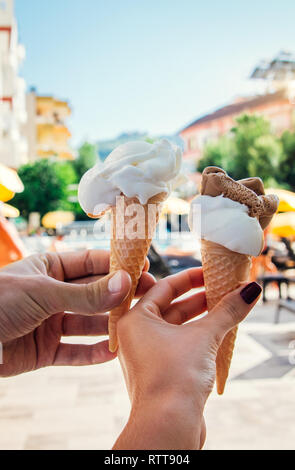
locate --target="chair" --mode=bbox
[275,299,295,324]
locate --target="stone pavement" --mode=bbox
[0,299,294,450]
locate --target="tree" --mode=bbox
[230,114,281,183]
[197,136,234,174]
[73,142,98,180]
[278,130,295,190]
[13,159,79,219]
[13,160,65,218]
[53,160,78,212]
[197,114,282,186]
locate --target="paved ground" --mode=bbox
[0,297,295,450]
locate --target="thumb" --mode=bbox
[204,282,262,344]
[46,270,132,315]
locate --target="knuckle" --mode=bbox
[83,250,94,276]
[143,300,161,318]
[32,275,51,294]
[212,330,224,350]
[220,299,240,325]
[180,308,190,325]
[86,281,101,311]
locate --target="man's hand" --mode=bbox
[0,250,155,377]
[114,268,261,450]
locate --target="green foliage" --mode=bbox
[13,141,100,220]
[52,161,78,212]
[73,142,98,180]
[197,114,283,187]
[197,137,234,174]
[278,130,295,189]
[13,160,66,219]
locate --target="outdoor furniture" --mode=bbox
[163,254,201,274]
[257,274,295,302]
[148,244,171,278]
[275,299,295,324]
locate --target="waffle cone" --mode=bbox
[108,192,166,352]
[201,239,252,394]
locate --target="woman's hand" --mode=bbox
[0,250,154,377]
[114,268,261,450]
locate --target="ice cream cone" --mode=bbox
[196,167,279,394]
[201,239,252,394]
[108,192,166,352]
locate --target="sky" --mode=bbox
[15,0,295,147]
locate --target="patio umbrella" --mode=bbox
[269,212,295,237]
[42,211,75,229]
[266,188,295,212]
[0,203,20,218]
[161,197,190,215]
[0,163,24,202]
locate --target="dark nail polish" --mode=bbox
[240,282,262,304]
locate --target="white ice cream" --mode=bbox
[78,139,183,216]
[189,195,264,256]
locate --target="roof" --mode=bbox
[251,51,295,80]
[181,90,287,132]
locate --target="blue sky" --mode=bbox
[15,0,295,146]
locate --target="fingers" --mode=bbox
[53,340,116,366]
[46,250,149,282]
[46,270,132,316]
[46,250,110,281]
[135,272,156,298]
[71,271,156,298]
[137,268,204,313]
[62,313,109,336]
[203,282,262,344]
[163,290,207,325]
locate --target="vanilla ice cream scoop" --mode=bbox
[189,167,279,257]
[189,195,264,256]
[78,139,183,216]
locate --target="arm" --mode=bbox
[114,391,202,450]
[114,270,262,450]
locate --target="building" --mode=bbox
[180,52,295,165]
[25,90,74,161]
[0,0,27,168]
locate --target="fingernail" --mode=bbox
[240,282,262,304]
[108,271,123,294]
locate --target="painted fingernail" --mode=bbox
[240,282,262,304]
[108,271,122,293]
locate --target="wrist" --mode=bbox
[115,388,203,450]
[130,368,207,412]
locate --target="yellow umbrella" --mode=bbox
[266,188,295,212]
[0,203,20,218]
[161,197,190,215]
[42,211,75,229]
[269,212,295,237]
[0,163,24,202]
